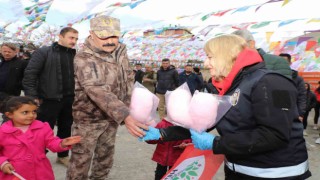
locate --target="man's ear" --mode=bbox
[248,40,256,49]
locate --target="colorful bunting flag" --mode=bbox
[201,13,212,21]
[212,9,234,17]
[24,0,53,23]
[250,21,272,29]
[282,0,292,6]
[201,9,233,21]
[266,32,274,43]
[307,18,320,23]
[232,22,255,30]
[269,41,280,51]
[231,6,251,14]
[278,19,299,27]
[107,2,131,8]
[176,13,201,20]
[255,0,284,12]
[297,36,313,46]
[130,0,146,9]
[286,41,297,46]
[198,25,218,37]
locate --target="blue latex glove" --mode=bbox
[190,129,215,150]
[139,126,161,141]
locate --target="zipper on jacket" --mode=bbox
[91,62,98,78]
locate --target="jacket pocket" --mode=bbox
[81,62,106,86]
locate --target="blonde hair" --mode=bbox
[204,34,247,79]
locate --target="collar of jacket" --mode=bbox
[1,120,45,134]
[0,55,19,63]
[212,48,263,95]
[84,36,121,59]
[160,65,176,71]
[52,42,76,54]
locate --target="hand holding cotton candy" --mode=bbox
[167,88,193,127]
[130,88,154,124]
[189,92,219,132]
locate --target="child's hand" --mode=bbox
[2,163,14,174]
[61,136,81,148]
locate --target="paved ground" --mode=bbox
[49,113,320,180]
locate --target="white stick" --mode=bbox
[173,143,193,148]
[12,171,26,180]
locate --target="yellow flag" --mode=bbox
[269,41,280,51]
[266,32,274,43]
[307,18,320,23]
[282,0,291,6]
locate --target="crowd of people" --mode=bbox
[0,15,318,180]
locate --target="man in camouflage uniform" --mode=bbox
[66,15,148,180]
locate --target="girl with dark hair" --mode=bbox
[0,96,81,180]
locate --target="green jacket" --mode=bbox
[257,48,292,79]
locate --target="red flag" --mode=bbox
[162,145,224,180]
[305,40,317,51]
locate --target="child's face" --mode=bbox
[5,104,37,127]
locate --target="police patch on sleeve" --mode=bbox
[231,88,240,106]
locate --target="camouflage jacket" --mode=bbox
[72,37,134,124]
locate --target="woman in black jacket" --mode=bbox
[141,35,311,180]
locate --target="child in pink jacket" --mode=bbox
[0,96,81,180]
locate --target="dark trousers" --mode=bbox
[314,102,320,124]
[155,163,171,180]
[303,111,309,129]
[38,97,74,157]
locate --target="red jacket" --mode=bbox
[147,119,191,166]
[314,89,320,102]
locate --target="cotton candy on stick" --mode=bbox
[130,88,154,124]
[189,92,219,132]
[167,88,193,127]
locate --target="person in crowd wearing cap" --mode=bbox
[65,15,147,180]
[22,27,79,166]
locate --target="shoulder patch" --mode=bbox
[231,88,240,106]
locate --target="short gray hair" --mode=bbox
[232,29,255,42]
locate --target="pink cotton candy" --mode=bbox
[130,88,154,123]
[167,89,193,127]
[189,92,219,132]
